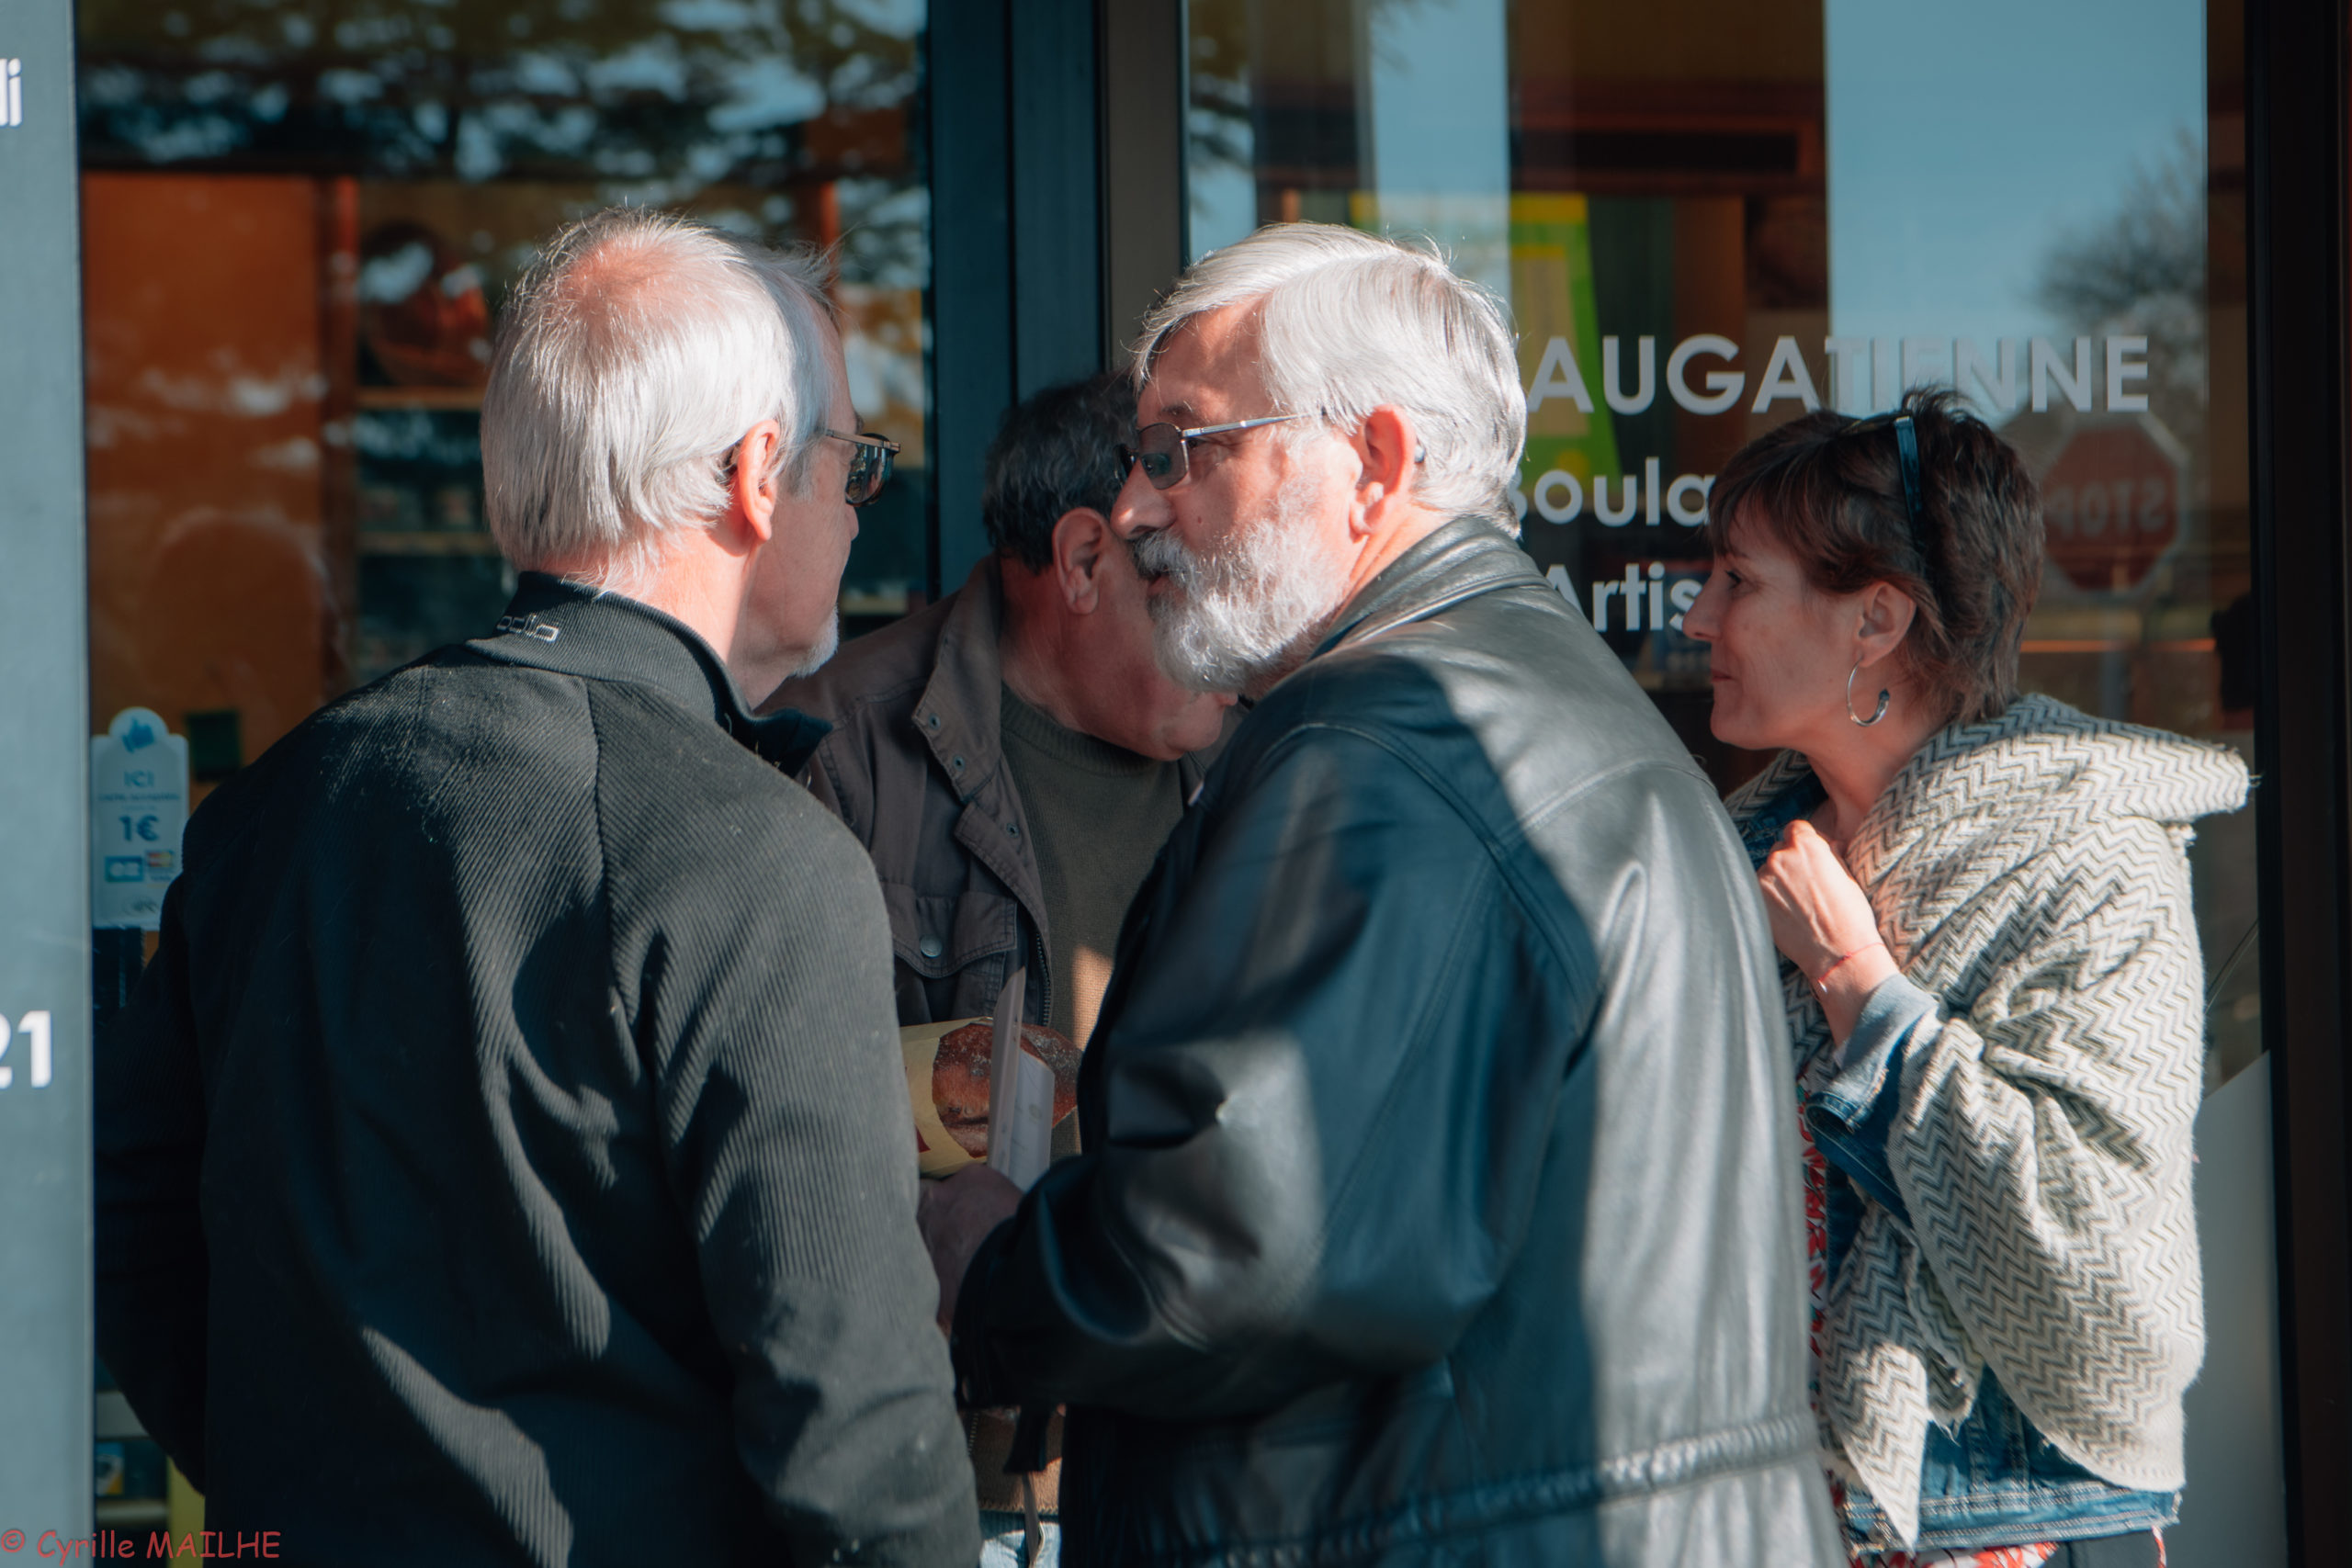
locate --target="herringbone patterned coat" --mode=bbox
[1727,694,2249,1547]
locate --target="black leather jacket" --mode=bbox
[952,519,1840,1565]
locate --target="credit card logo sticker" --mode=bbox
[92,708,190,929]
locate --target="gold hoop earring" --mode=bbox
[1847,662,1890,728]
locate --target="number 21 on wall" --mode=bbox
[0,1011,53,1089]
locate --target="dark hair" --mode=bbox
[981,373,1136,570]
[1705,386,2044,726]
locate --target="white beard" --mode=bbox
[1130,474,1351,694]
[790,608,842,678]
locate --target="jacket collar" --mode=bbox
[913,558,1013,802]
[1315,514,1543,660]
[468,572,831,773]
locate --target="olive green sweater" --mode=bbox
[998,689,1186,1048]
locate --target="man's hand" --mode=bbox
[916,1165,1023,1335]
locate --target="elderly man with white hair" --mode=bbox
[921,223,1842,1565]
[95,209,977,1567]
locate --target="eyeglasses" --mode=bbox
[818,428,899,507]
[1118,413,1305,491]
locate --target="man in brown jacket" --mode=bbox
[770,372,1230,1558]
[773,374,1230,1043]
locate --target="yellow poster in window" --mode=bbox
[1510,193,1619,498]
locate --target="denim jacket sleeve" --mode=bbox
[1803,974,1940,1224]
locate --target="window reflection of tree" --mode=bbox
[1187,0,1256,208]
[79,0,934,705]
[2028,130,2261,1089]
[75,0,924,279]
[2033,130,2208,446]
[1184,0,1476,243]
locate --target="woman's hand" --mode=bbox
[1758,818,1898,1043]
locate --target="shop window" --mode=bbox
[1187,2,2272,1552]
[79,0,931,761]
[75,0,930,1529]
[1188,0,2255,1086]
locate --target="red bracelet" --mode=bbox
[1810,942,1886,989]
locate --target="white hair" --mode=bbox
[482,207,839,594]
[1132,222,1526,536]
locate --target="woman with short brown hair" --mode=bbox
[1684,388,2247,1566]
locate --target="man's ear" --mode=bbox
[1853,581,1919,670]
[1350,405,1420,538]
[723,419,785,552]
[1050,507,1113,614]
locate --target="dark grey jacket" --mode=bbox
[775,558,1217,1032]
[951,520,1842,1566]
[96,575,978,1568]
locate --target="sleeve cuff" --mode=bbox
[949,1213,1017,1409]
[1835,972,1939,1085]
[1804,974,1940,1224]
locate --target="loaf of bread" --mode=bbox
[899,1017,1081,1174]
[929,1019,1081,1157]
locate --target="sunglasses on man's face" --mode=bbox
[817,428,899,507]
[1117,413,1305,491]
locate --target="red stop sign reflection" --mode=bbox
[2041,423,2184,592]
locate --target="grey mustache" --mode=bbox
[1130,529,1195,587]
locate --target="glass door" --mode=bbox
[1189,0,2254,1075]
[75,0,933,1527]
[1189,0,2273,1556]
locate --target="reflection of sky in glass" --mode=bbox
[1190,119,1256,259]
[1185,0,1259,260]
[1361,0,1510,299]
[1825,0,2203,411]
[1187,0,1512,274]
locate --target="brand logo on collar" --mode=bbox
[495,613,561,643]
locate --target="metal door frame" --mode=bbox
[923,0,1183,594]
[0,0,93,1540]
[2246,0,2352,1555]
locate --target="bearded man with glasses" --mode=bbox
[920,223,1843,1566]
[773,373,1233,1564]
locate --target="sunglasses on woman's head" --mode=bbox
[1840,409,1947,611]
[1842,411,1928,537]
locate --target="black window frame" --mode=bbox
[2245,0,2352,1555]
[922,0,1182,597]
